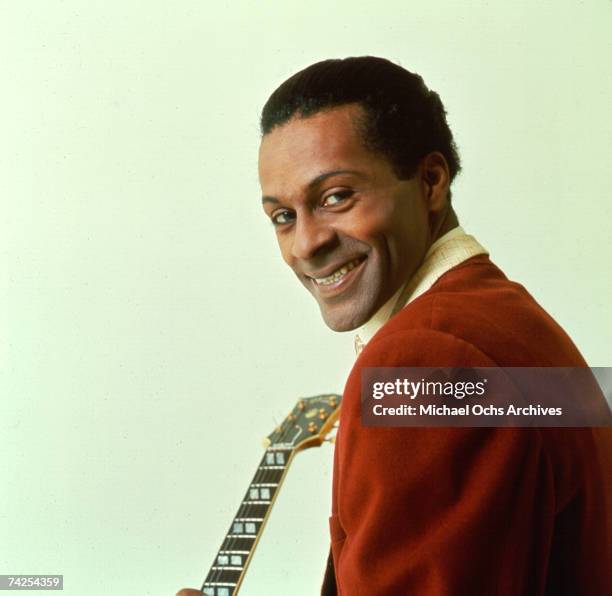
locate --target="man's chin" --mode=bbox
[318,303,372,332]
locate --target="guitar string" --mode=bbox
[232,420,293,594]
[207,418,294,594]
[225,398,333,592]
[207,450,255,593]
[208,449,269,593]
[205,397,336,595]
[229,397,334,593]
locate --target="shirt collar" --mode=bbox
[354,226,488,355]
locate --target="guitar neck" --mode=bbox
[201,446,294,596]
[199,392,341,595]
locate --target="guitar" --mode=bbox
[200,393,341,596]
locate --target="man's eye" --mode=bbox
[322,190,354,206]
[271,210,295,225]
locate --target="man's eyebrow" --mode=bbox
[307,168,365,189]
[261,169,364,205]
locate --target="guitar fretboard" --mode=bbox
[201,447,293,596]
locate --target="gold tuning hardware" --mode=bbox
[262,393,341,453]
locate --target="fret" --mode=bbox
[252,467,284,484]
[247,486,274,501]
[211,566,243,571]
[204,568,242,584]
[254,464,286,475]
[202,582,236,596]
[265,444,295,451]
[220,537,256,551]
[230,520,259,535]
[214,553,246,567]
[264,450,289,465]
[236,504,269,518]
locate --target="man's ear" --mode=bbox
[419,152,450,211]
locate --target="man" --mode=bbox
[179,57,610,595]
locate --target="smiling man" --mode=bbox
[259,102,451,333]
[177,57,610,596]
[257,57,610,596]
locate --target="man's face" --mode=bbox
[258,104,432,332]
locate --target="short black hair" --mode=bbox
[260,56,461,187]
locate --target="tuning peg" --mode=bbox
[262,437,271,448]
[328,397,338,408]
[324,436,336,444]
[297,400,306,410]
[307,421,318,433]
[318,408,328,420]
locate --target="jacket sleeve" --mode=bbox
[331,328,557,595]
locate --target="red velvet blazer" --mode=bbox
[324,255,611,595]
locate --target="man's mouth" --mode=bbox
[309,257,365,286]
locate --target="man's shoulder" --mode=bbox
[366,256,586,367]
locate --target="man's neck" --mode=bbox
[353,222,489,355]
[429,205,459,247]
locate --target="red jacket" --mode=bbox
[324,255,611,595]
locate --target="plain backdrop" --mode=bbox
[1,1,610,595]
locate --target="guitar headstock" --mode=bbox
[263,394,341,452]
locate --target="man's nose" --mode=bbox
[291,213,336,260]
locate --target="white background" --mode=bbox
[1,1,610,595]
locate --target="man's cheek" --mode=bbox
[277,238,294,267]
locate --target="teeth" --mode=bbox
[313,258,362,286]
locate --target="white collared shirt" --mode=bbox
[354,226,488,355]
